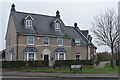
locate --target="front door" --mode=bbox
[44,55,49,61]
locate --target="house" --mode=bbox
[0,49,5,61]
[5,4,97,65]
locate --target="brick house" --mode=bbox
[5,4,97,64]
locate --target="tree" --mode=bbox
[97,52,112,62]
[92,9,120,69]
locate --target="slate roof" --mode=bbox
[23,47,38,52]
[10,11,96,47]
[54,48,67,53]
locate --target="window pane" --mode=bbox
[43,37,49,45]
[75,39,80,45]
[59,53,64,60]
[57,38,63,46]
[27,36,34,45]
[55,23,60,31]
[26,20,32,26]
[28,53,34,61]
[76,54,80,60]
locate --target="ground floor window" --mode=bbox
[10,53,14,61]
[55,53,65,60]
[24,53,37,61]
[75,54,80,60]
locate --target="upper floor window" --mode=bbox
[75,54,80,60]
[75,39,81,46]
[27,36,34,45]
[55,23,60,31]
[57,38,63,46]
[26,20,32,26]
[43,37,49,46]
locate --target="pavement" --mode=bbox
[2,71,119,79]
[95,61,108,68]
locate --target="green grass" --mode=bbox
[19,62,119,74]
[19,67,118,74]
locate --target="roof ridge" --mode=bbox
[14,11,56,18]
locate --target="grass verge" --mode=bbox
[19,62,119,74]
[19,65,118,74]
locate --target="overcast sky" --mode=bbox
[0,0,119,52]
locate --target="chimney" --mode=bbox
[88,35,92,43]
[11,4,15,12]
[74,22,77,28]
[56,10,60,18]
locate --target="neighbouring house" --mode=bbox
[5,4,97,65]
[0,49,5,61]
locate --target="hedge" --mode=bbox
[55,60,96,67]
[2,61,48,68]
[2,60,97,68]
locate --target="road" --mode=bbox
[1,76,119,80]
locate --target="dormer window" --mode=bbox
[75,39,81,46]
[26,20,32,26]
[55,23,60,31]
[24,15,34,28]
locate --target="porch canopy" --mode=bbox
[9,48,14,53]
[54,48,67,53]
[23,47,38,53]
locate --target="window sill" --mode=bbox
[43,44,49,46]
[58,45,63,46]
[27,44,34,45]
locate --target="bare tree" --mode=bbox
[92,9,120,69]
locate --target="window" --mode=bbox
[27,36,34,45]
[43,37,49,46]
[28,53,34,61]
[55,53,65,60]
[24,53,36,61]
[57,38,63,46]
[55,23,60,31]
[75,39,81,45]
[59,53,64,60]
[76,54,80,60]
[10,53,14,61]
[26,20,32,26]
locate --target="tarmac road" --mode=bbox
[2,71,119,80]
[1,76,119,80]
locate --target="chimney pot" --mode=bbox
[11,3,15,12]
[56,10,60,18]
[74,22,77,28]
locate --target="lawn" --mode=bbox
[19,63,119,74]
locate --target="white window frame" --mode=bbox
[43,37,49,46]
[75,54,80,60]
[55,23,60,31]
[27,36,34,45]
[26,20,32,26]
[75,39,81,46]
[57,38,63,46]
[55,53,66,60]
[24,52,37,61]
